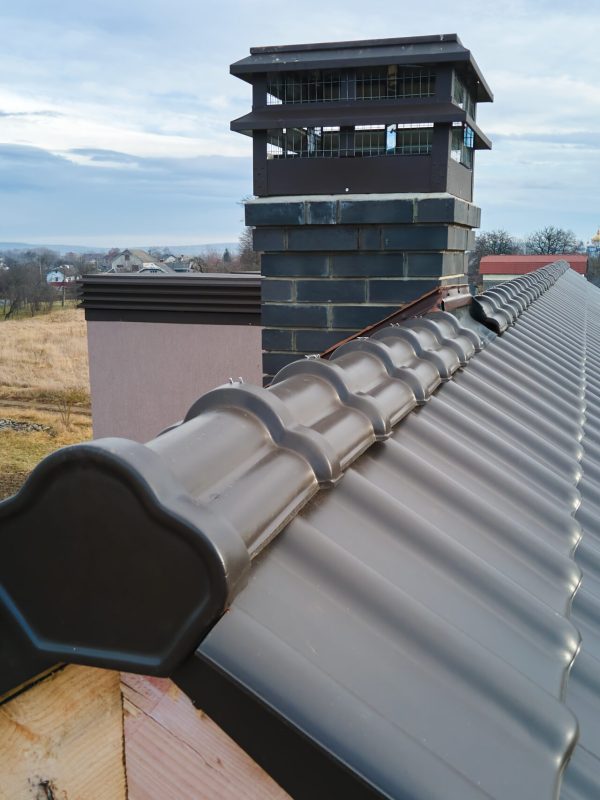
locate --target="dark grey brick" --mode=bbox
[359,227,382,250]
[261,279,294,302]
[306,200,337,225]
[330,253,404,277]
[295,329,356,353]
[296,279,366,303]
[453,200,470,225]
[445,226,471,251]
[253,228,286,251]
[331,305,401,329]
[262,328,293,350]
[262,254,329,277]
[263,352,300,377]
[414,197,474,224]
[368,279,439,303]
[382,226,448,250]
[246,201,305,226]
[339,199,414,224]
[468,204,481,228]
[287,226,358,251]
[414,197,456,223]
[262,303,328,328]
[405,252,466,277]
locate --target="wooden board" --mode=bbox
[0,665,126,800]
[122,673,291,800]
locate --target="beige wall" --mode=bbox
[87,321,262,442]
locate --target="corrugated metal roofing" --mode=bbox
[2,261,599,798]
[175,263,600,799]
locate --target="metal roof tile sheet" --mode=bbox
[2,261,600,798]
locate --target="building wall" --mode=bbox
[480,255,587,274]
[87,321,262,441]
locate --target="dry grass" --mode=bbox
[0,406,93,500]
[0,306,90,404]
[0,307,92,499]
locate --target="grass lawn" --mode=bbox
[0,408,93,499]
[0,305,90,404]
[0,306,92,500]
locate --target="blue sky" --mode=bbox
[0,0,598,247]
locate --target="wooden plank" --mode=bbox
[122,673,291,800]
[0,665,126,800]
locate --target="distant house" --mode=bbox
[45,269,65,285]
[109,249,156,273]
[479,254,587,287]
[138,263,177,275]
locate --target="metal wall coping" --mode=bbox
[78,271,261,324]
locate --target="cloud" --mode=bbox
[490,131,600,149]
[0,145,252,244]
[0,0,599,242]
[0,110,63,118]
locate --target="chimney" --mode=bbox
[230,34,493,381]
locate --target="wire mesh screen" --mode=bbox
[266,125,433,158]
[267,66,436,105]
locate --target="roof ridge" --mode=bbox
[0,261,574,682]
[472,259,570,333]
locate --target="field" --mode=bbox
[0,306,92,499]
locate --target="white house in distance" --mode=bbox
[110,249,156,273]
[46,269,65,285]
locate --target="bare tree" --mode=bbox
[525,226,578,255]
[238,227,260,271]
[188,256,208,272]
[468,229,520,282]
[0,262,54,318]
[475,230,520,258]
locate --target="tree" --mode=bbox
[188,256,208,272]
[238,227,260,271]
[222,248,231,263]
[469,229,520,282]
[0,262,54,318]
[525,226,578,255]
[475,230,520,258]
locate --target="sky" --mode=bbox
[0,0,598,248]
